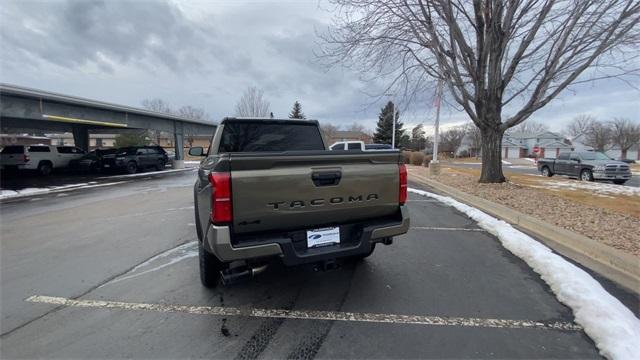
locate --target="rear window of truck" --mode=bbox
[219,122,325,152]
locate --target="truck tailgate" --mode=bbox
[229,151,401,234]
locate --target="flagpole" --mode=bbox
[429,79,444,175]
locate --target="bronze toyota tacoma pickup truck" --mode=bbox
[189,118,410,287]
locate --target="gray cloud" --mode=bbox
[1,0,637,133]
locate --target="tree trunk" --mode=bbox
[479,128,506,183]
[621,149,627,160]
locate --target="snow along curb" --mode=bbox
[408,171,640,293]
[408,188,640,360]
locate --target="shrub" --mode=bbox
[402,151,411,164]
[410,152,424,165]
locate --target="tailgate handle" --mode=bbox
[311,171,342,186]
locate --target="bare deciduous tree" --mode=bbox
[565,114,597,138]
[320,123,340,145]
[439,126,466,156]
[142,98,173,114]
[464,122,483,158]
[346,122,368,134]
[610,118,640,159]
[177,106,210,147]
[322,0,640,182]
[506,120,549,135]
[142,98,174,145]
[585,121,613,151]
[235,87,271,118]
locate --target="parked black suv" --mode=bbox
[101,146,169,174]
[69,148,118,172]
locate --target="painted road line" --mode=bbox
[25,295,582,331]
[411,226,487,232]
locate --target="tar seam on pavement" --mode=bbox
[410,226,487,232]
[25,296,582,332]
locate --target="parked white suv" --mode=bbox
[0,145,85,175]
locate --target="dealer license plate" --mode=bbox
[103,164,110,168]
[306,227,340,248]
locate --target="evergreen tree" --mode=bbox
[289,101,306,119]
[373,101,404,146]
[114,133,149,147]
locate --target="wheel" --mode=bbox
[541,166,553,177]
[613,180,627,185]
[125,161,137,174]
[351,243,376,261]
[580,169,594,182]
[37,161,52,176]
[156,160,166,171]
[199,241,224,288]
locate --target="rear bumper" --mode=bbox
[204,206,410,265]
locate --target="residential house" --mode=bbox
[502,131,571,159]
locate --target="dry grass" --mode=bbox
[414,166,640,256]
[444,167,640,218]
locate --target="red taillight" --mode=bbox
[23,154,30,163]
[399,164,407,205]
[209,172,232,224]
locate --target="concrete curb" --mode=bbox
[408,169,640,294]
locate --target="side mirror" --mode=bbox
[189,147,204,156]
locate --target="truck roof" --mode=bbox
[221,117,319,126]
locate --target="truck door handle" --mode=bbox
[311,171,341,186]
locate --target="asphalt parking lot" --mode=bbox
[1,170,636,358]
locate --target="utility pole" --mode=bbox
[429,79,444,175]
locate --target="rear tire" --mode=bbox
[156,160,165,171]
[125,161,137,174]
[541,166,553,177]
[580,169,594,182]
[37,161,52,176]
[199,241,224,288]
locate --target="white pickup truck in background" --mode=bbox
[0,145,85,175]
[329,141,393,151]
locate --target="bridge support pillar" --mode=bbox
[72,125,90,152]
[173,121,184,169]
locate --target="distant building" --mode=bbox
[502,131,571,159]
[47,133,117,149]
[327,130,372,145]
[0,134,52,147]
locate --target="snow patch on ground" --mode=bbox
[501,160,513,165]
[184,161,201,165]
[408,187,640,359]
[98,168,195,179]
[523,158,537,163]
[106,241,198,285]
[0,181,128,200]
[537,180,640,197]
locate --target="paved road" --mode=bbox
[1,171,636,358]
[446,162,640,187]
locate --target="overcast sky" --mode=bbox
[1,0,638,133]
